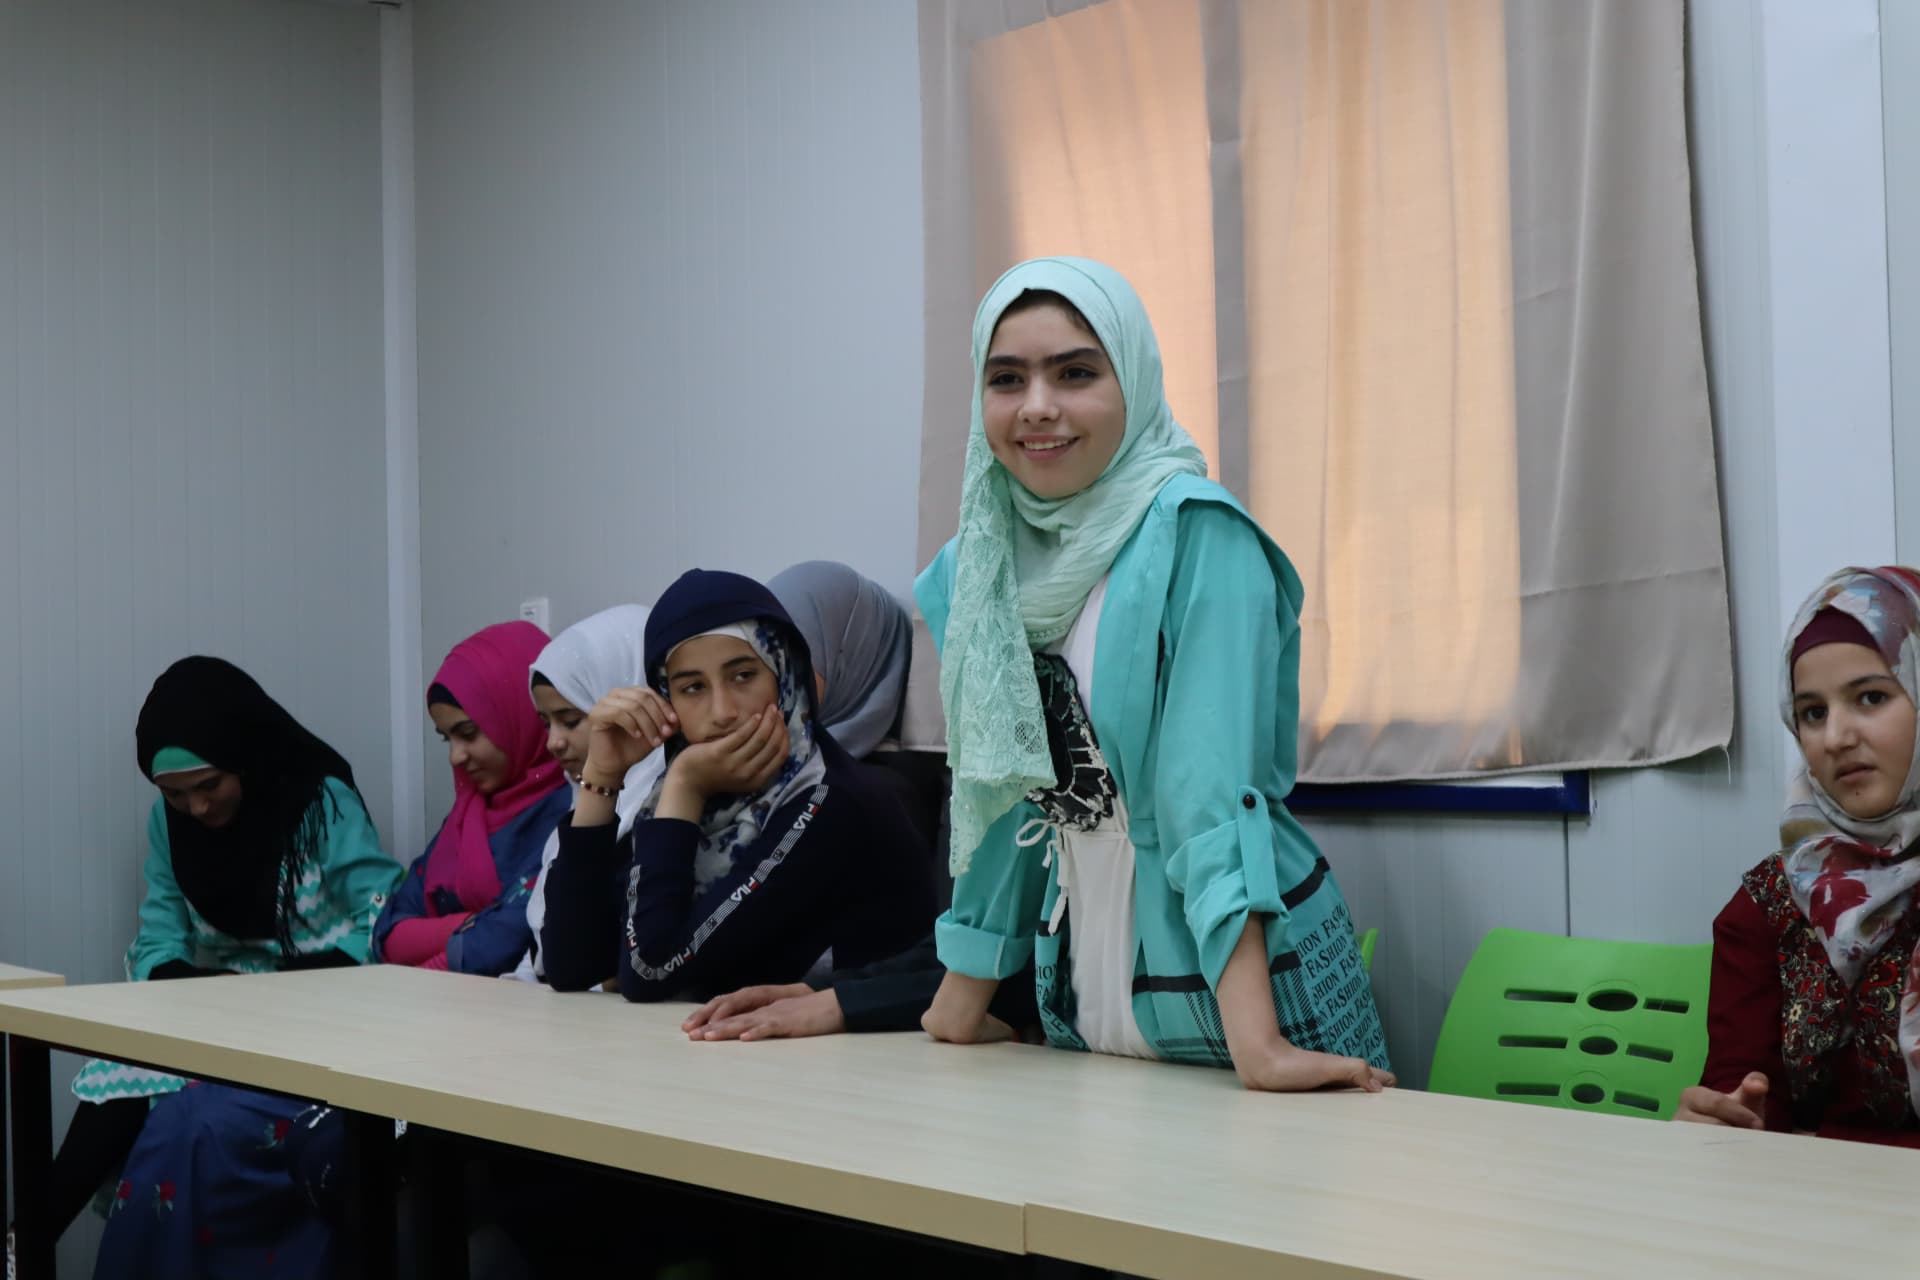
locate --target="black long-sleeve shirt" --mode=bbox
[808,932,1039,1033]
[541,737,936,1001]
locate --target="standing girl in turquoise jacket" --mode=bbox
[918,257,1392,1091]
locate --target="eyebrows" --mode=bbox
[1793,673,1899,703]
[157,775,222,795]
[668,655,762,684]
[984,346,1106,372]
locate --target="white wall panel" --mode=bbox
[411,0,926,828]
[0,3,388,1263]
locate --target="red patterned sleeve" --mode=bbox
[1702,884,1791,1131]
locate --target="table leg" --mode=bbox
[408,1126,465,1280]
[8,1036,54,1280]
[342,1111,396,1280]
[2,1031,9,1256]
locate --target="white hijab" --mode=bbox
[511,604,664,982]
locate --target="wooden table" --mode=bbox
[0,963,60,1257]
[1017,1078,1920,1278]
[5,965,1918,1279]
[0,965,63,992]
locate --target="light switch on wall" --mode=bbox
[519,596,550,633]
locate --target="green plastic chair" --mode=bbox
[1356,926,1378,973]
[1427,928,1711,1120]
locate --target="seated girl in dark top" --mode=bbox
[539,568,935,1000]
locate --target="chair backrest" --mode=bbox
[1427,928,1711,1120]
[1356,926,1378,973]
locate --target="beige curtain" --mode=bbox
[917,0,1732,780]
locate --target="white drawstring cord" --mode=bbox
[1018,817,1070,935]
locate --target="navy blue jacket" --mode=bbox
[374,787,571,976]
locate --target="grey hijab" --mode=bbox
[768,561,911,757]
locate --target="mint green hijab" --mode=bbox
[938,257,1208,874]
[148,746,212,776]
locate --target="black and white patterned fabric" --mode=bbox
[1023,653,1117,831]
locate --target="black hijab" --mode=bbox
[135,656,359,952]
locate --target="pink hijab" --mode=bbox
[428,621,564,910]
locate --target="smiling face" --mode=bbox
[981,299,1127,500]
[429,701,511,796]
[1792,641,1918,819]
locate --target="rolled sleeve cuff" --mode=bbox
[934,909,1033,980]
[1176,787,1288,990]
